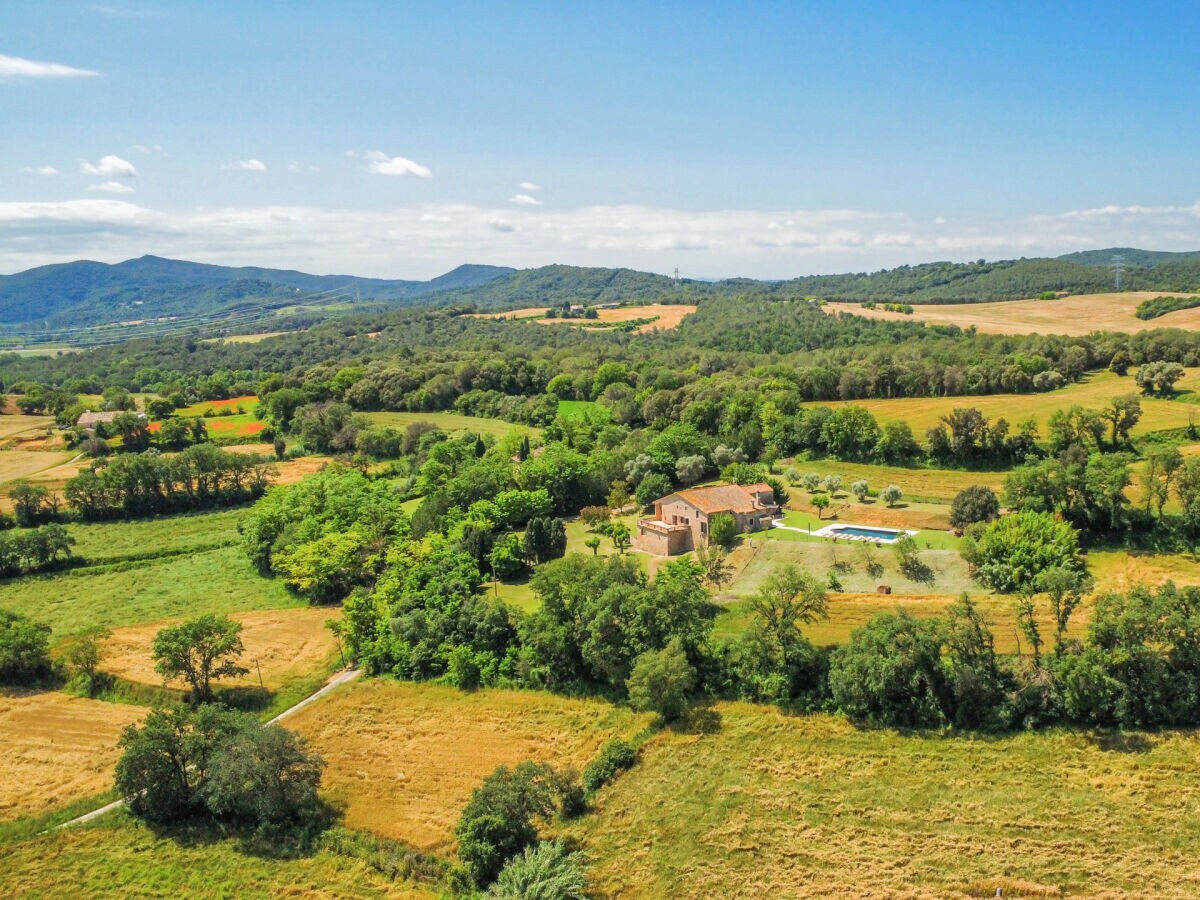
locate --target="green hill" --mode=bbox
[0,256,513,331]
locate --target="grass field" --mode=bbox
[99,607,341,693]
[824,369,1199,437]
[569,704,1200,898]
[0,815,427,898]
[831,290,1200,336]
[0,544,302,638]
[556,399,602,418]
[0,691,144,821]
[286,679,650,851]
[363,410,538,438]
[66,507,243,562]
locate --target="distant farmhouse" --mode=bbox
[635,482,779,555]
[75,410,146,431]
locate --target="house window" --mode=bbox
[700,521,707,535]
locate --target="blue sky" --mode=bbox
[3,1,1200,277]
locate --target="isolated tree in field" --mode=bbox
[1101,393,1142,449]
[0,610,54,685]
[949,484,1000,528]
[116,704,323,827]
[609,521,631,554]
[1143,446,1183,519]
[152,614,248,703]
[63,626,111,694]
[707,512,739,548]
[811,494,830,519]
[851,480,870,502]
[821,474,842,496]
[694,542,734,590]
[584,535,602,556]
[802,472,821,492]
[962,510,1083,594]
[200,723,325,825]
[1135,360,1185,396]
[456,762,558,888]
[880,484,903,508]
[626,638,696,722]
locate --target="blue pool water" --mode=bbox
[829,525,904,542]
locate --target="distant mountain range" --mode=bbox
[0,255,514,331]
[2,248,1199,344]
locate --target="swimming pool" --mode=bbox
[805,523,915,543]
[829,525,904,541]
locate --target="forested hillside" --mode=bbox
[0,256,512,330]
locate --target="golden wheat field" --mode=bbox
[568,704,1200,899]
[0,691,145,821]
[831,291,1200,336]
[478,304,697,332]
[824,369,1199,436]
[98,607,342,692]
[285,679,650,851]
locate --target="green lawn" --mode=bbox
[66,508,245,563]
[556,399,602,419]
[0,544,301,638]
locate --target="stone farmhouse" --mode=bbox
[635,482,779,555]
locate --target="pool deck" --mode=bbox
[772,518,918,544]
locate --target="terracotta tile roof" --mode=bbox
[669,483,775,515]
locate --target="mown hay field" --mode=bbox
[0,816,427,898]
[780,459,1006,504]
[0,413,54,441]
[569,704,1200,898]
[479,304,697,333]
[0,691,144,821]
[99,607,341,692]
[830,290,1200,336]
[286,679,651,851]
[363,409,538,438]
[824,369,1198,437]
[0,448,76,488]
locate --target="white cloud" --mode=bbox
[519,181,542,192]
[4,198,1200,280]
[133,143,163,154]
[87,180,135,193]
[80,154,137,178]
[92,4,165,17]
[509,193,543,206]
[287,161,319,174]
[222,158,267,172]
[21,165,59,176]
[364,151,432,178]
[0,53,99,78]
